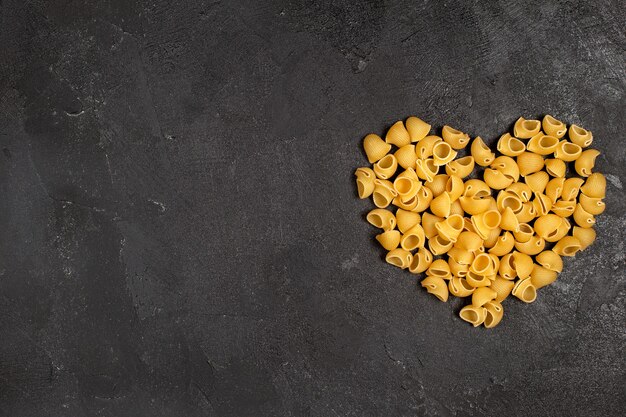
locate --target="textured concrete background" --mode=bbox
[0,0,624,416]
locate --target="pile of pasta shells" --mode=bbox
[355,115,606,328]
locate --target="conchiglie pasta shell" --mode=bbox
[516,202,537,223]
[483,226,502,249]
[579,194,606,215]
[372,183,396,208]
[450,199,464,216]
[554,140,582,162]
[459,305,487,327]
[532,192,553,216]
[401,224,426,251]
[405,116,431,143]
[580,173,606,198]
[385,121,411,147]
[498,253,517,280]
[363,134,391,163]
[409,247,433,274]
[544,158,566,178]
[512,251,533,279]
[573,203,596,228]
[488,231,515,256]
[530,264,558,289]
[432,142,457,166]
[367,208,396,231]
[463,179,491,198]
[448,246,475,265]
[422,212,443,239]
[427,259,452,279]
[386,248,413,269]
[424,174,448,197]
[545,177,565,204]
[514,117,541,139]
[435,214,464,242]
[573,226,596,250]
[392,193,418,211]
[470,253,495,275]
[429,191,451,218]
[524,171,549,194]
[497,133,526,156]
[428,235,453,256]
[484,168,514,190]
[445,175,465,202]
[536,250,563,273]
[514,235,545,255]
[472,210,501,239]
[512,278,537,303]
[534,214,563,241]
[393,170,421,198]
[471,136,495,166]
[499,207,520,233]
[466,271,493,288]
[472,287,497,307]
[421,276,449,302]
[527,133,559,155]
[445,156,475,179]
[394,144,417,169]
[449,277,475,297]
[497,191,523,213]
[483,301,504,328]
[355,167,376,199]
[453,231,483,255]
[415,135,442,159]
[542,115,567,138]
[561,177,585,201]
[513,223,534,243]
[442,125,470,150]
[553,236,582,257]
[490,277,515,302]
[396,209,421,234]
[415,158,439,182]
[413,186,433,213]
[574,149,600,177]
[568,124,593,148]
[355,166,375,180]
[376,230,401,251]
[490,156,520,182]
[373,154,398,180]
[517,152,545,176]
[506,182,532,202]
[449,257,470,277]
[552,217,571,242]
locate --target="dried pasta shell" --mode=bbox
[449,277,475,297]
[445,175,465,202]
[373,154,398,180]
[573,203,596,228]
[435,214,464,242]
[574,149,600,177]
[550,199,575,217]
[386,248,413,269]
[514,117,541,139]
[527,133,559,155]
[524,171,549,194]
[573,226,596,250]
[490,277,515,302]
[394,144,417,169]
[554,140,582,162]
[445,156,474,179]
[413,186,433,213]
[472,287,497,307]
[533,192,553,216]
[427,259,452,280]
[490,156,520,182]
[372,182,397,208]
[442,125,470,149]
[512,278,537,303]
[512,251,533,279]
[552,217,571,242]
[430,191,451,218]
[483,301,504,328]
[470,253,495,275]
[425,174,448,197]
[471,136,495,166]
[499,207,520,232]
[367,208,396,231]
[466,271,492,288]
[415,135,442,159]
[534,214,562,241]
[454,231,483,254]
[497,133,526,156]
[355,167,376,198]
[579,194,606,215]
[385,121,411,147]
[393,168,421,198]
[544,158,566,178]
[513,223,534,243]
[497,191,523,214]
[530,264,558,289]
[514,235,545,256]
[506,182,532,202]
[459,305,487,327]
[517,151,545,176]
[484,168,514,190]
[392,193,419,211]
[376,230,401,250]
[545,177,565,204]
[421,276,449,302]
[580,173,606,198]
[363,134,391,163]
[449,257,470,277]
[568,124,593,148]
[448,246,475,265]
[488,231,515,256]
[561,177,585,201]
[483,226,502,249]
[516,202,537,223]
[401,224,426,251]
[428,234,454,256]
[409,247,433,274]
[396,209,421,234]
[463,179,491,198]
[499,253,517,280]
[422,212,443,239]
[542,115,567,138]
[405,116,431,142]
[450,199,464,216]
[433,141,458,166]
[553,236,582,257]
[415,158,439,182]
[471,210,501,239]
[536,250,563,273]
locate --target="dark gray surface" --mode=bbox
[1,0,625,416]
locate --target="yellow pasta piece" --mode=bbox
[445,156,474,179]
[415,158,439,182]
[532,192,553,216]
[421,276,449,302]
[415,135,442,159]
[373,154,398,180]
[512,251,533,279]
[498,253,517,280]
[409,247,433,274]
[392,193,418,211]
[376,230,401,251]
[372,181,397,208]
[449,256,470,277]
[545,177,565,204]
[561,177,585,201]
[514,235,545,255]
[573,226,596,250]
[499,207,520,233]
[524,171,549,194]
[432,142,458,166]
[463,179,491,198]
[553,217,571,242]
[401,224,426,251]
[413,186,433,212]
[490,156,520,182]
[483,226,502,249]
[444,175,464,202]
[534,214,562,241]
[484,168,514,190]
[424,174,449,197]
[471,136,495,166]
[552,235,582,257]
[448,245,476,264]
[497,133,526,156]
[459,305,487,327]
[550,199,575,217]
[579,194,606,215]
[396,209,421,234]
[580,172,606,198]
[385,121,411,147]
[517,151,545,176]
[471,210,501,239]
[449,277,475,297]
[422,212,443,239]
[513,223,533,243]
[385,248,412,269]
[428,235,453,256]
[544,158,566,178]
[536,250,563,273]
[516,202,538,223]
[367,208,396,231]
[450,199,464,216]
[427,259,452,280]
[496,191,523,214]
[355,167,376,199]
[405,116,431,142]
[490,277,515,302]
[568,124,593,148]
[393,168,421,198]
[554,140,582,162]
[530,264,558,289]
[394,144,417,169]
[470,253,495,275]
[574,149,600,177]
[506,182,532,203]
[363,134,392,163]
[527,133,559,155]
[542,115,567,138]
[488,231,515,256]
[573,203,596,228]
[472,287,497,307]
[435,214,464,243]
[484,301,504,328]
[466,271,492,288]
[430,191,451,218]
[459,196,492,215]
[512,277,537,303]
[514,117,541,139]
[442,125,470,149]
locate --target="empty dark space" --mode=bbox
[0,1,624,416]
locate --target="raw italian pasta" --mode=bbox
[356,115,606,329]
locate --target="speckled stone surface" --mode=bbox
[0,1,624,416]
